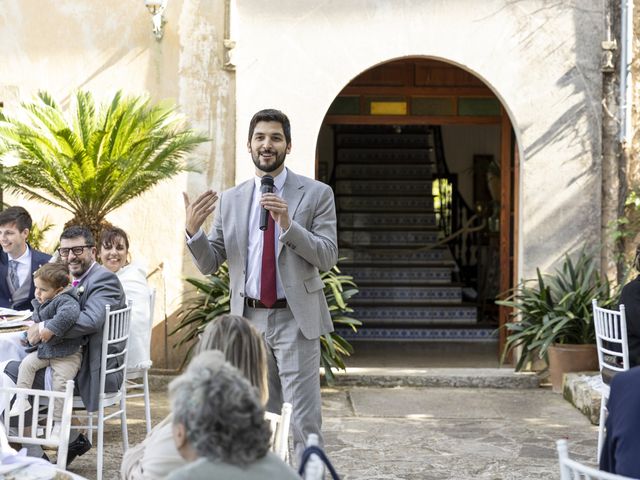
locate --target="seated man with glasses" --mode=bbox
[2,225,125,463]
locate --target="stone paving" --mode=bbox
[63,373,599,480]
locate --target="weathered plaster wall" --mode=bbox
[234,0,604,278]
[0,0,235,368]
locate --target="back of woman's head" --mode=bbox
[196,314,268,404]
[169,350,271,465]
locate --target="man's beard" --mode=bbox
[67,257,92,277]
[252,148,287,173]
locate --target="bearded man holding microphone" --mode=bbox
[183,109,338,462]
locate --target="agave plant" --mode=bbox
[497,250,622,371]
[172,261,361,383]
[0,90,208,240]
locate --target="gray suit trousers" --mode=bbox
[244,304,322,463]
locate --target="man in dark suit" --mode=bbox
[3,225,125,462]
[0,206,51,310]
[184,109,338,460]
[600,366,640,477]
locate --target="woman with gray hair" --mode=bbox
[121,315,270,480]
[167,349,299,479]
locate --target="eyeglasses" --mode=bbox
[58,245,93,257]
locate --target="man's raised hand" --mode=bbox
[184,190,218,237]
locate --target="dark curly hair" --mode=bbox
[248,109,291,145]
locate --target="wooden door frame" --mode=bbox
[498,109,518,355]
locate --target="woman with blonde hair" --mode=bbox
[121,314,268,480]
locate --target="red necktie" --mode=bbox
[260,214,277,307]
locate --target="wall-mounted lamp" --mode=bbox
[145,0,167,40]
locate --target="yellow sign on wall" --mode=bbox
[370,101,407,115]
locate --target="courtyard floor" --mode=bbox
[65,370,598,480]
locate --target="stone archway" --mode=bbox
[315,57,518,354]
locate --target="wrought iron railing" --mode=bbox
[429,127,483,286]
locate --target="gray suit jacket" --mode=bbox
[54,263,125,411]
[188,169,338,339]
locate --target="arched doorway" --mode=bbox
[316,58,518,358]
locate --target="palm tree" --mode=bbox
[0,90,208,240]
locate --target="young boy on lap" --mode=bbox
[10,263,84,436]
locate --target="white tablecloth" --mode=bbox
[0,331,28,365]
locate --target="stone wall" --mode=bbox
[234,0,605,279]
[0,0,235,369]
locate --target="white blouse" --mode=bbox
[117,263,152,369]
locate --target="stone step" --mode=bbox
[339,230,440,247]
[335,163,434,179]
[563,372,602,425]
[339,212,436,229]
[152,367,539,389]
[336,133,431,148]
[336,196,434,212]
[339,247,454,265]
[342,266,452,285]
[328,367,539,389]
[350,305,477,324]
[352,285,463,305]
[336,180,433,196]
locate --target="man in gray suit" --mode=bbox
[184,108,338,460]
[4,225,125,462]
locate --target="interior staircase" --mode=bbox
[329,125,491,341]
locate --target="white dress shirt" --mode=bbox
[186,169,291,301]
[244,169,287,300]
[8,246,31,287]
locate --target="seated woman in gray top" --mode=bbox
[166,350,299,480]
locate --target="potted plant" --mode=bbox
[172,260,361,384]
[498,250,621,391]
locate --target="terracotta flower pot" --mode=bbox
[547,343,598,393]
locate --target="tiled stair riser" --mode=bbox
[351,306,477,324]
[341,266,452,284]
[339,248,454,264]
[335,327,493,341]
[335,180,433,195]
[339,230,440,246]
[339,213,436,228]
[336,196,435,212]
[335,164,435,178]
[354,286,462,304]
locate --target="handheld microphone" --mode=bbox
[259,175,274,231]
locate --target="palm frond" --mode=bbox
[0,89,209,236]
